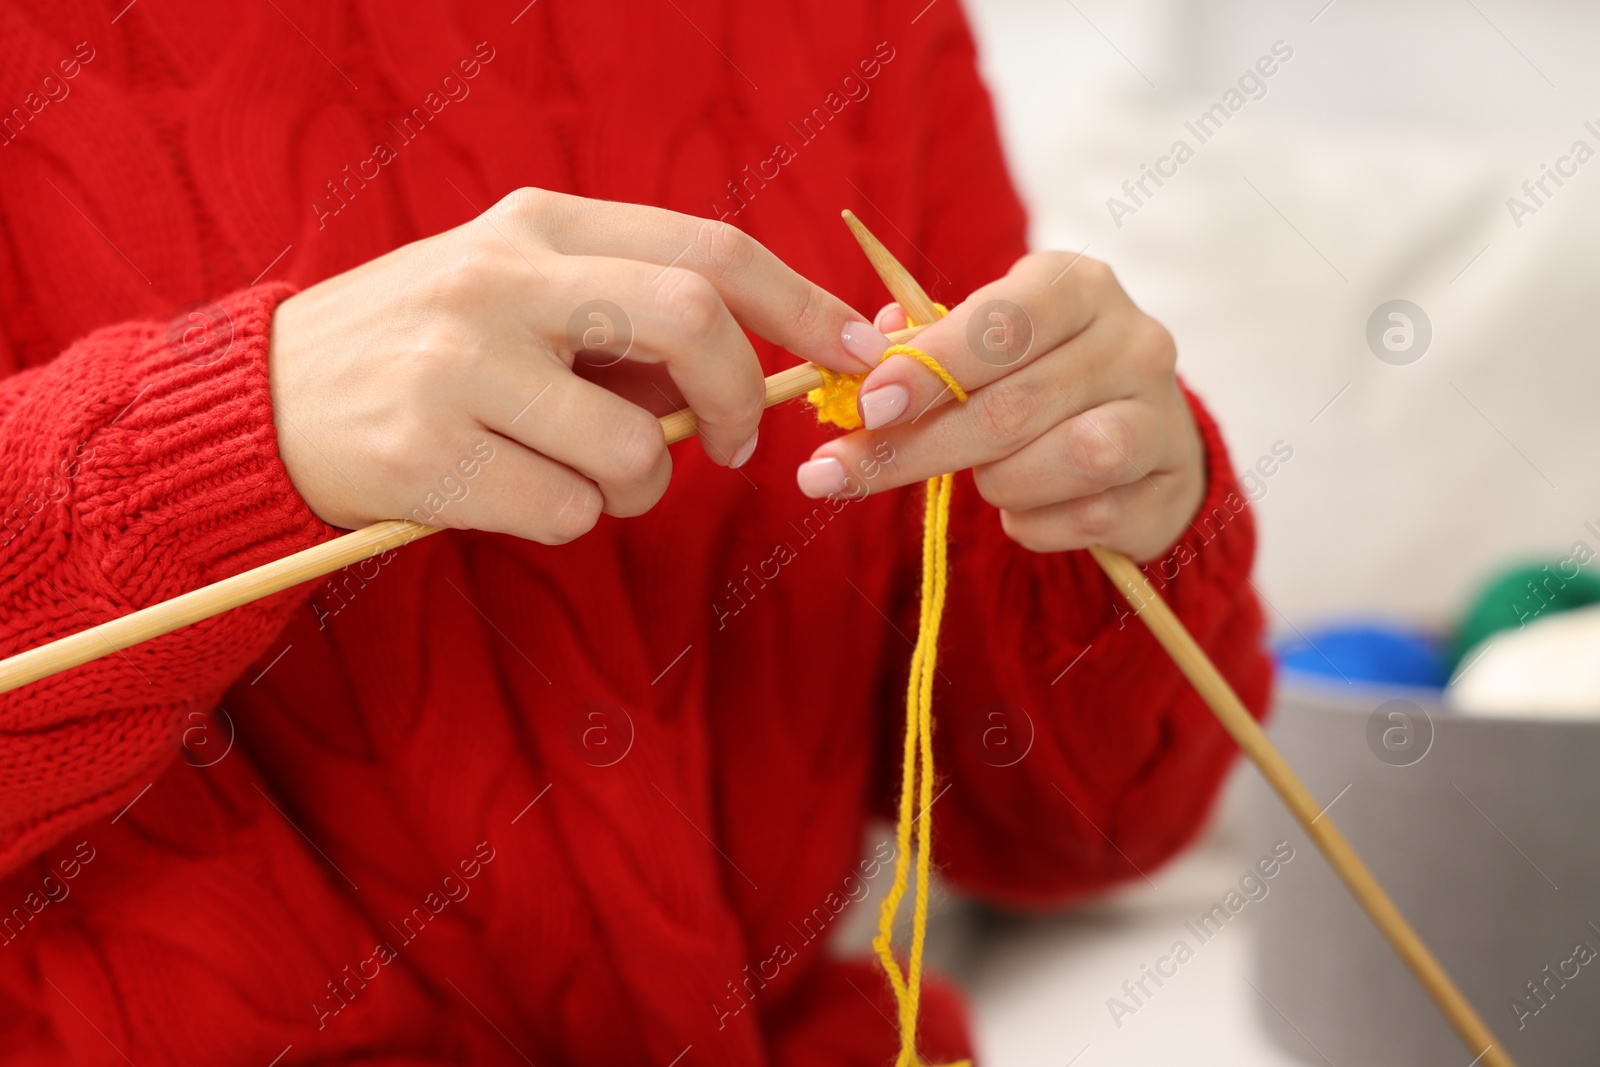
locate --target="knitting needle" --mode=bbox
[841,210,1518,1067]
[0,324,926,696]
[1091,549,1513,1066]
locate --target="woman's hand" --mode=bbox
[794,253,1206,563]
[270,188,887,540]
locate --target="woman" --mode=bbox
[0,0,1268,1063]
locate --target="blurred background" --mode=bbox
[911,0,1600,1063]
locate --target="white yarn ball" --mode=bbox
[1448,603,1600,718]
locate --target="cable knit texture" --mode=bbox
[0,1,1270,1064]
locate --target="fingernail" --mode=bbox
[730,429,759,469]
[840,321,891,369]
[796,457,847,498]
[859,384,909,430]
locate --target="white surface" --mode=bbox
[946,1,1600,1061]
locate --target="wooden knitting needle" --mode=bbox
[1092,549,1515,1066]
[841,209,1518,1067]
[841,210,944,323]
[0,325,926,696]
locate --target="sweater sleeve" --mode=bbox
[927,391,1270,907]
[865,0,1272,906]
[0,283,336,877]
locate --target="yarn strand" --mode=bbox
[808,311,968,1067]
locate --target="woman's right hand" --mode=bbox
[268,188,889,541]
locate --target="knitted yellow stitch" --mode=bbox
[806,311,970,1067]
[807,365,871,430]
[807,308,961,431]
[807,345,965,430]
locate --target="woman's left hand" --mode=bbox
[795,252,1207,563]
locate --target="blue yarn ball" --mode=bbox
[1276,624,1449,690]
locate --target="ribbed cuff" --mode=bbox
[965,380,1258,649]
[73,283,338,603]
[1141,382,1258,612]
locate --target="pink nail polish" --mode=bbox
[860,384,909,430]
[840,321,891,369]
[796,457,847,498]
[730,430,759,469]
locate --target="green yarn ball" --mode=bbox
[1451,561,1600,672]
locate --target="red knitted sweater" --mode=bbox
[0,2,1270,1064]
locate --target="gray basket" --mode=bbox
[1248,677,1600,1066]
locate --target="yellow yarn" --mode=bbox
[807,365,872,430]
[807,308,962,431]
[808,311,970,1067]
[873,468,964,1067]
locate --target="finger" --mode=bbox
[423,431,605,545]
[850,252,1130,431]
[998,478,1179,560]
[795,354,1128,499]
[874,302,908,334]
[474,364,671,519]
[970,400,1165,512]
[544,255,766,466]
[495,189,882,373]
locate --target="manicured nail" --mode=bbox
[796,457,847,498]
[840,321,891,369]
[730,429,759,469]
[859,384,909,430]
